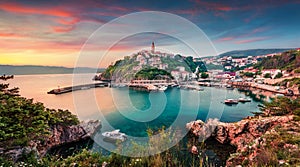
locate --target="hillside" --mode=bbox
[0,65,103,75]
[218,48,293,58]
[254,50,300,71]
[101,50,207,82]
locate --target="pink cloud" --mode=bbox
[0,32,24,38]
[235,37,269,44]
[216,37,234,42]
[0,3,72,17]
[52,26,75,33]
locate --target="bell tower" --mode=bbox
[151,42,155,53]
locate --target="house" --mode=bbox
[136,54,147,65]
[159,63,168,70]
[262,69,281,78]
[243,67,258,74]
[177,66,185,72]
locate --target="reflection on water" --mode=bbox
[5,74,263,165]
[5,74,261,132]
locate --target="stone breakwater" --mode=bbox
[1,120,101,161]
[186,115,299,166]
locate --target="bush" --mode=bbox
[274,72,283,79]
[264,73,271,78]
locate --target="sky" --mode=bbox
[0,0,299,68]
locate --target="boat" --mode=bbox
[238,97,251,103]
[158,86,168,91]
[102,129,127,142]
[180,85,204,91]
[146,84,158,91]
[224,99,239,104]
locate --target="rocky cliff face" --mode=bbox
[186,115,299,166]
[1,120,101,161]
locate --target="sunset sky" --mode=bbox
[0,0,299,68]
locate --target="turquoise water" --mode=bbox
[103,87,260,137]
[7,74,260,138]
[6,74,261,162]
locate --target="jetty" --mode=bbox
[229,81,293,96]
[47,82,109,95]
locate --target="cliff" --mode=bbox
[186,115,300,166]
[1,120,101,161]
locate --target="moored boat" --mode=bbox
[158,86,168,91]
[102,129,127,142]
[238,97,251,102]
[224,99,239,104]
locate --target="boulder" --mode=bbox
[1,120,101,161]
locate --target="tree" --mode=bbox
[264,73,271,78]
[259,97,300,116]
[244,72,254,77]
[200,72,209,79]
[274,72,283,79]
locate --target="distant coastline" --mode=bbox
[0,64,105,75]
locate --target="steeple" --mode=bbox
[151,42,155,53]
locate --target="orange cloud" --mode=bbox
[0,3,72,17]
[0,32,23,38]
[52,26,75,33]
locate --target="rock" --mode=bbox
[38,120,101,156]
[1,120,101,161]
[186,115,296,166]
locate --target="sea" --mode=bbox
[5,73,261,164]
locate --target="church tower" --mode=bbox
[151,42,155,53]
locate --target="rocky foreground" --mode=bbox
[186,115,300,166]
[1,120,101,161]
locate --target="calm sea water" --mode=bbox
[6,74,260,137]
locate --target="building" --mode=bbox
[151,42,155,53]
[262,69,281,78]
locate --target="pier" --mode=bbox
[229,81,294,96]
[47,82,109,95]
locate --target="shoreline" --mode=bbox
[186,114,299,166]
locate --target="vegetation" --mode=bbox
[232,96,300,166]
[0,83,79,150]
[101,52,208,81]
[200,72,209,79]
[255,50,300,71]
[243,72,255,77]
[260,96,300,116]
[218,48,293,58]
[274,72,283,79]
[263,73,271,78]
[275,77,300,89]
[135,67,173,80]
[183,56,207,73]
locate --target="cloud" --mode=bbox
[52,26,75,33]
[0,32,24,38]
[217,37,234,42]
[235,37,269,44]
[0,3,72,17]
[215,26,270,43]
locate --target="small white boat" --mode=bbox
[158,86,168,91]
[238,98,251,102]
[146,84,158,91]
[102,129,127,142]
[224,99,239,104]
